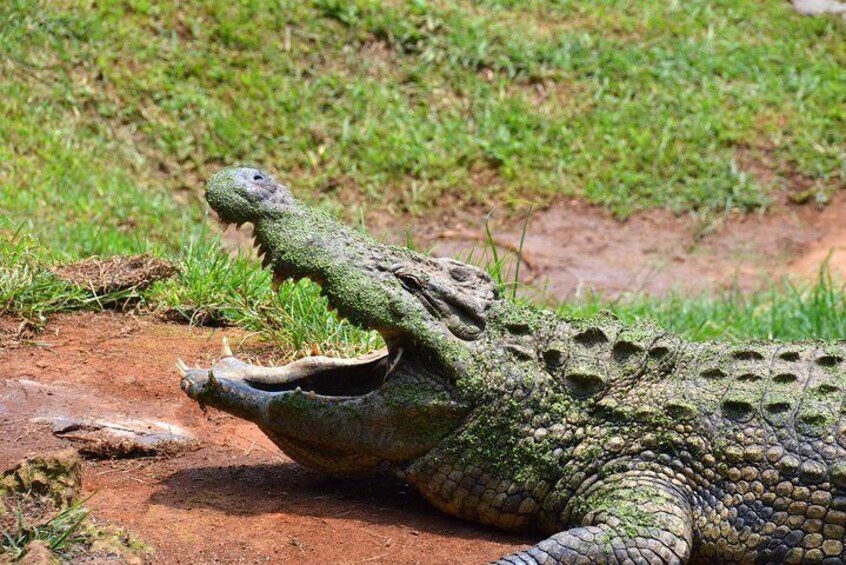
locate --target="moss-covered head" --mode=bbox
[190,167,506,473]
[206,167,499,363]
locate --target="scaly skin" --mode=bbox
[180,167,846,564]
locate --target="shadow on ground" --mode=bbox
[152,462,530,545]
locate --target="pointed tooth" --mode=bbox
[295,386,302,393]
[207,369,218,387]
[308,390,316,399]
[385,346,404,378]
[221,336,233,358]
[176,359,188,377]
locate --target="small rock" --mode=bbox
[792,0,846,17]
[47,416,197,459]
[0,449,82,508]
[19,541,60,565]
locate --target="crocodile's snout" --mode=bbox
[205,167,293,225]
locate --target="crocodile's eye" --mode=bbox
[397,272,423,292]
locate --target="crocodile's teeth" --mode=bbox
[295,386,302,393]
[308,390,316,399]
[175,359,188,377]
[221,336,233,358]
[207,370,219,387]
[385,346,404,378]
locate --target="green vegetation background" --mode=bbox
[2,0,846,353]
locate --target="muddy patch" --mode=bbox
[359,194,846,301]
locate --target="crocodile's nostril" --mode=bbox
[253,173,264,181]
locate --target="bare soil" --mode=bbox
[0,313,531,565]
[366,193,846,301]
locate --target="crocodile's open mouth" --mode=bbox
[180,339,405,404]
[180,220,405,402]
[196,342,404,399]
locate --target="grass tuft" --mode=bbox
[558,264,846,342]
[148,236,382,357]
[1,499,89,561]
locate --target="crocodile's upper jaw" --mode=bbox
[181,167,499,473]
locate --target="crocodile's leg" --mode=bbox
[495,473,693,565]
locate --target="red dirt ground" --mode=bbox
[0,313,532,564]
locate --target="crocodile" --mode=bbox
[179,167,846,564]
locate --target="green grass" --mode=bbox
[1,1,846,351]
[2,499,90,561]
[2,0,844,231]
[147,235,383,357]
[558,267,846,342]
